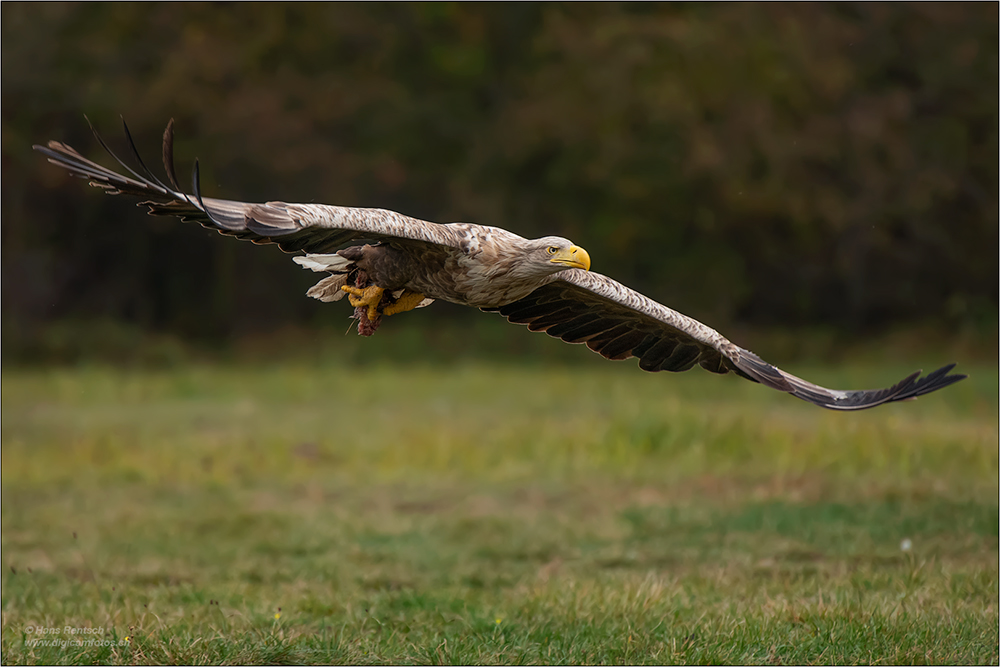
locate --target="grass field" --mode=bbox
[2,352,997,664]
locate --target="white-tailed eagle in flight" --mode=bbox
[34,120,966,410]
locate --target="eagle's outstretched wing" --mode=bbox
[490,270,966,410]
[33,119,466,254]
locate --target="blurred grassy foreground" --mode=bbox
[1,349,997,664]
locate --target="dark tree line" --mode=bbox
[3,3,996,351]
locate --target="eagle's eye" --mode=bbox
[546,246,558,255]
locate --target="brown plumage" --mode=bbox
[34,120,966,410]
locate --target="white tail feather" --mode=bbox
[306,274,349,302]
[293,253,352,273]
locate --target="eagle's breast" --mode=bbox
[388,223,545,309]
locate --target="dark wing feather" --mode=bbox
[33,121,466,254]
[490,270,966,411]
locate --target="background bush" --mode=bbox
[3,4,996,350]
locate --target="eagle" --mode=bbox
[34,120,966,411]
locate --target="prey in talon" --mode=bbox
[335,262,429,336]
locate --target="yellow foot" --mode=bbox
[341,285,385,320]
[383,290,426,316]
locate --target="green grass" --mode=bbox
[2,357,997,664]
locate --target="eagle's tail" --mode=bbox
[292,253,352,302]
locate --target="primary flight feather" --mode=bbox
[34,120,966,410]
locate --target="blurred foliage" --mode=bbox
[2,3,997,351]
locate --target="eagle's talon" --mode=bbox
[341,285,385,320]
[383,290,426,316]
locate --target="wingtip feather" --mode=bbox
[162,118,182,191]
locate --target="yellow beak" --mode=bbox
[550,245,591,271]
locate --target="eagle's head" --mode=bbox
[526,236,592,276]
